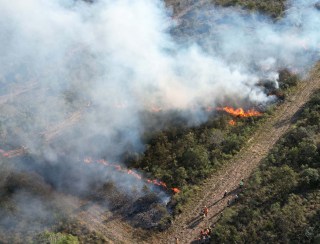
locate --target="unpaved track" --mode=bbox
[1,48,320,243]
[1,70,320,243]
[57,68,320,244]
[51,192,142,244]
[1,71,319,243]
[0,81,38,106]
[149,69,320,243]
[41,109,84,142]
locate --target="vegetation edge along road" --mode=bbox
[150,66,320,243]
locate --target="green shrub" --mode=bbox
[34,232,79,244]
[211,90,320,243]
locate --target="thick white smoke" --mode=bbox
[0,0,319,177]
[0,0,319,238]
[178,0,320,77]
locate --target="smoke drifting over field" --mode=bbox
[0,0,319,239]
[1,0,319,157]
[175,0,320,78]
[0,0,319,235]
[0,0,318,156]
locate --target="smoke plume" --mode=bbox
[0,0,319,237]
[1,0,319,159]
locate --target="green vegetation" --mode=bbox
[213,0,286,18]
[212,90,320,243]
[126,70,299,215]
[0,67,300,243]
[132,115,261,188]
[56,219,111,243]
[34,232,79,244]
[166,0,287,18]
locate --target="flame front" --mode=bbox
[171,187,180,193]
[0,147,180,194]
[217,107,262,117]
[84,157,180,194]
[0,147,26,158]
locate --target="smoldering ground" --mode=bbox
[0,0,319,240]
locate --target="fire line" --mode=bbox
[217,106,262,117]
[0,147,180,194]
[85,157,181,193]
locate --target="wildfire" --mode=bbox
[0,149,9,157]
[228,119,236,126]
[0,147,180,194]
[84,157,180,194]
[217,107,262,117]
[0,147,27,158]
[171,187,180,193]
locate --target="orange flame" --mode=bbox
[0,147,26,158]
[217,107,262,117]
[84,157,180,194]
[0,147,180,194]
[228,119,236,126]
[172,187,180,193]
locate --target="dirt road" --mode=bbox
[1,68,319,244]
[1,72,319,243]
[0,81,38,106]
[53,66,320,244]
[151,68,320,243]
[1,64,320,243]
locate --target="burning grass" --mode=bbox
[217,107,262,117]
[84,157,180,194]
[228,119,236,126]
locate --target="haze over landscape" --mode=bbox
[0,0,319,243]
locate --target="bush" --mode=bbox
[300,168,319,187]
[35,232,79,244]
[212,90,320,243]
